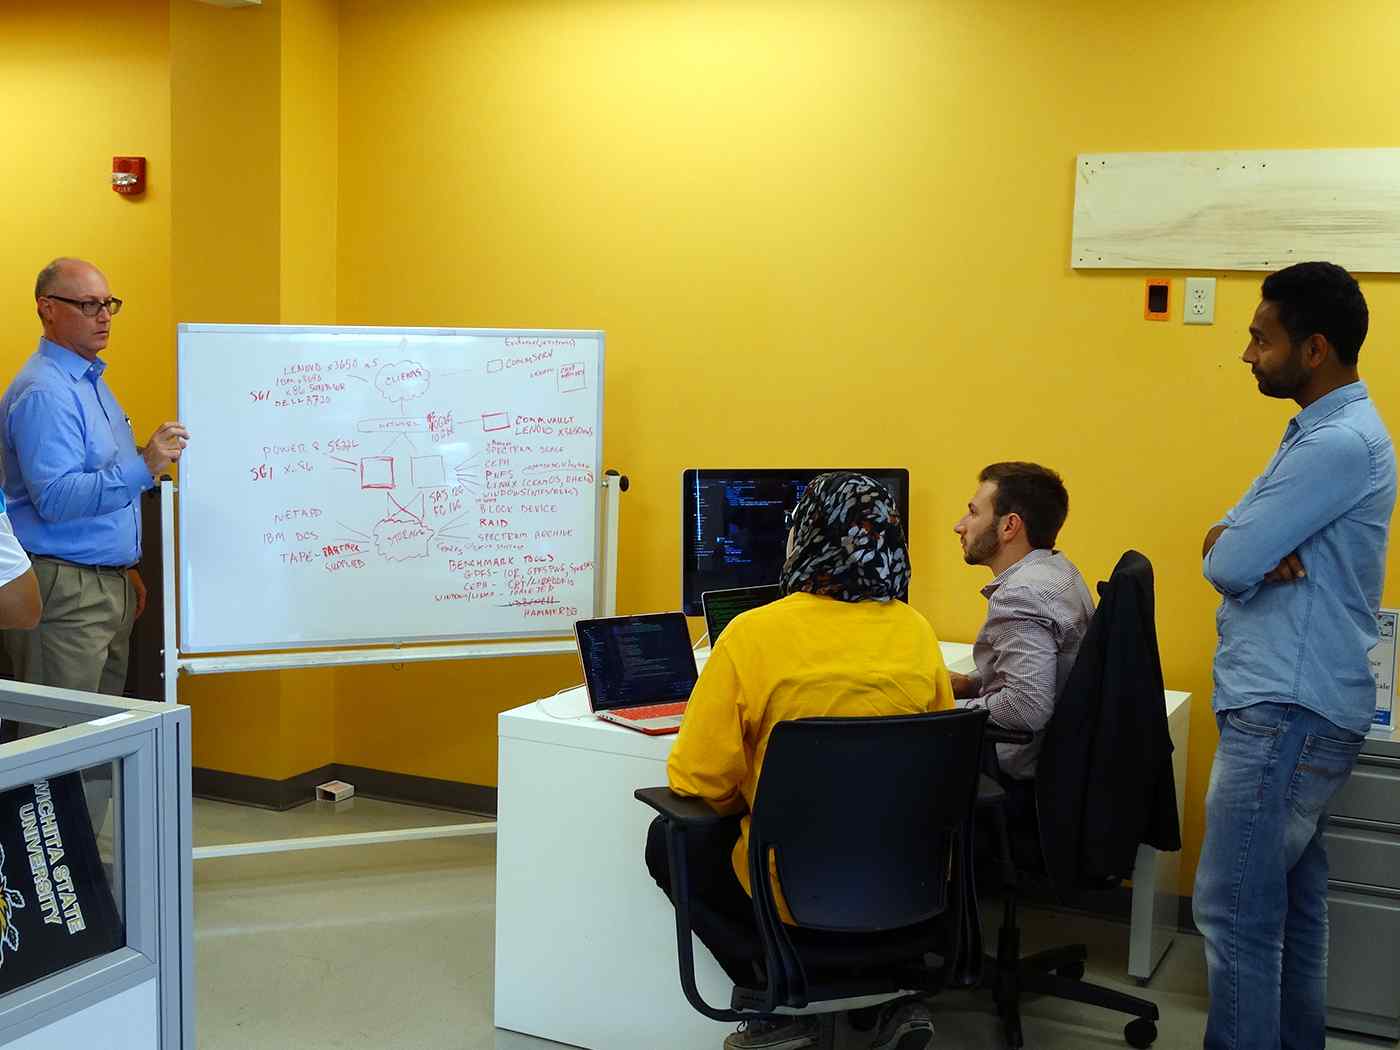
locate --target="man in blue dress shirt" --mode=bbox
[1197,261,1396,1050]
[1,258,188,695]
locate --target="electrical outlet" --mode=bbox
[1185,276,1216,325]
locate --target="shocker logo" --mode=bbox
[0,844,23,967]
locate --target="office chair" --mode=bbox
[637,707,989,1050]
[971,552,1175,1050]
[974,774,1159,1049]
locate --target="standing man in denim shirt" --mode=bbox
[1197,261,1395,1050]
[1,258,189,694]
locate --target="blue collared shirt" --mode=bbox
[1205,381,1397,735]
[0,338,153,566]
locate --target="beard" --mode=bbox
[962,523,1000,566]
[1254,349,1309,399]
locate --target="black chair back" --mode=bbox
[1035,549,1181,897]
[750,707,988,933]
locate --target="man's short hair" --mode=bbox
[1260,261,1369,367]
[978,462,1069,550]
[34,258,74,301]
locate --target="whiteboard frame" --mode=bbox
[173,324,606,657]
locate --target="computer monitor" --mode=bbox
[702,585,782,644]
[680,468,911,616]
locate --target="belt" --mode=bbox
[31,555,136,575]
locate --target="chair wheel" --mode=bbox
[1124,1018,1157,1048]
[1056,961,1085,980]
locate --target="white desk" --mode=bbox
[1130,689,1191,982]
[494,643,1190,1049]
[494,652,733,1050]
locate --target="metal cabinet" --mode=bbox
[1326,730,1400,1040]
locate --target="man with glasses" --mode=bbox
[0,257,188,697]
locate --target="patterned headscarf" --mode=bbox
[779,471,910,603]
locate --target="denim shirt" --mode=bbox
[1205,382,1397,735]
[0,339,152,566]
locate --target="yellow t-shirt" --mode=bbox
[666,590,955,922]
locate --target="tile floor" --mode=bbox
[192,798,1389,1050]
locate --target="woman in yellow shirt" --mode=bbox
[645,471,954,1050]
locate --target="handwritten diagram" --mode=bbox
[178,328,603,652]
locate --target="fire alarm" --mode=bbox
[112,157,146,197]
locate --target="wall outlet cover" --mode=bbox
[1185,276,1216,325]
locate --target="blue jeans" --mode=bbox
[1193,702,1365,1050]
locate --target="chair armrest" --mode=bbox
[985,726,1033,746]
[635,786,741,827]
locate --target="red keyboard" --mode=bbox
[617,701,688,720]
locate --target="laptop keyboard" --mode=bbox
[619,701,688,720]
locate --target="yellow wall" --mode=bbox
[280,0,339,324]
[0,1,173,442]
[336,0,1400,888]
[8,0,1400,888]
[170,0,340,779]
[170,0,281,328]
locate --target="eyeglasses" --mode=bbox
[43,295,123,318]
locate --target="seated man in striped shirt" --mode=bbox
[950,462,1094,785]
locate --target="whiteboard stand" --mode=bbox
[600,470,628,617]
[161,477,179,706]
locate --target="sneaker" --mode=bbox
[870,999,934,1050]
[723,1015,820,1050]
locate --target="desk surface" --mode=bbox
[498,640,1191,753]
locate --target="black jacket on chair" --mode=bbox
[1035,550,1181,898]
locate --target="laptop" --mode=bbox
[701,584,782,645]
[574,612,698,735]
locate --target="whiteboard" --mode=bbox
[177,325,604,653]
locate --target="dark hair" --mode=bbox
[978,462,1068,550]
[1260,261,1368,367]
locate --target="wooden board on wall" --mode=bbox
[1072,149,1400,272]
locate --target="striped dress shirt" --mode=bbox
[958,548,1095,780]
